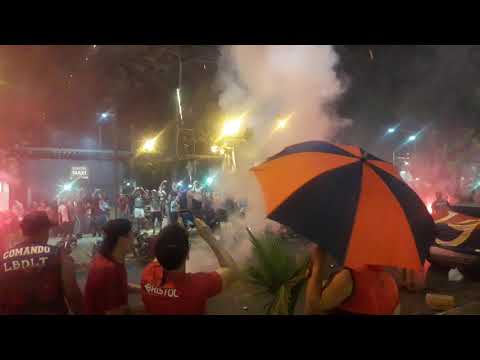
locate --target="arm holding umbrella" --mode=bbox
[305,245,354,314]
[251,141,432,315]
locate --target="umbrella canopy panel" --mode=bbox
[252,141,434,270]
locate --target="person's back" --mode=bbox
[58,203,69,224]
[141,220,237,315]
[0,212,83,315]
[142,261,222,315]
[150,192,161,211]
[134,195,144,209]
[305,246,400,315]
[0,242,68,314]
[335,266,399,315]
[85,253,128,314]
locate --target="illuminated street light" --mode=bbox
[211,145,219,154]
[101,112,108,119]
[63,183,73,191]
[205,176,215,186]
[407,135,417,142]
[387,128,396,134]
[221,118,242,138]
[142,138,157,153]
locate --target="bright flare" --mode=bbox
[63,183,73,192]
[221,119,242,137]
[218,113,247,140]
[211,145,219,153]
[274,114,293,131]
[142,138,157,153]
[426,202,433,214]
[206,176,215,186]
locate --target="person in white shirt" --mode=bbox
[58,201,72,237]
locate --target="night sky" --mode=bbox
[1,45,479,159]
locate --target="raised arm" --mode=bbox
[194,218,238,288]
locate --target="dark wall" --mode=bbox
[24,158,127,203]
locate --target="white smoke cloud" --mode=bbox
[193,46,352,270]
[216,45,351,156]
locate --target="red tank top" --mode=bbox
[337,267,399,315]
[0,243,68,314]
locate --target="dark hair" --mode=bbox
[99,219,132,259]
[154,225,190,270]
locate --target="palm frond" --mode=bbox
[244,230,310,315]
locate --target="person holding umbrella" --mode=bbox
[251,141,435,315]
[304,245,400,315]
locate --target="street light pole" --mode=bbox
[98,125,103,149]
[113,114,119,219]
[387,127,419,168]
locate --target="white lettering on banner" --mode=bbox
[71,166,88,180]
[3,246,51,260]
[144,284,180,298]
[3,256,49,272]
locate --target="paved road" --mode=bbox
[51,235,449,315]
[50,234,269,315]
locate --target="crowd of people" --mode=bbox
[0,174,424,316]
[118,179,235,234]
[0,207,404,315]
[28,189,112,239]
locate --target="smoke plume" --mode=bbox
[190,45,352,269]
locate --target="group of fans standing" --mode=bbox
[119,179,222,234]
[0,172,254,315]
[0,176,242,315]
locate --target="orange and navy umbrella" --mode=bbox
[251,141,434,270]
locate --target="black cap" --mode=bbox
[20,211,56,236]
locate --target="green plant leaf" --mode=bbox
[244,230,309,315]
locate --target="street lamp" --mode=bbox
[220,117,243,139]
[386,126,420,168]
[141,137,157,153]
[205,176,215,186]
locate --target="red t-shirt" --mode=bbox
[141,261,222,315]
[85,254,128,314]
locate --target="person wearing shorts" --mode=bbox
[133,193,145,232]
